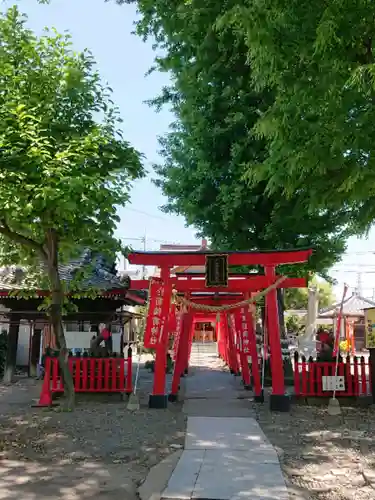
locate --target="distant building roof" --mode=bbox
[159,239,208,275]
[319,292,375,318]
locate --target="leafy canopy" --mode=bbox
[0,6,144,283]
[218,0,375,223]
[126,0,356,276]
[284,277,334,310]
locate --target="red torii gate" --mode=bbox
[168,293,259,397]
[128,248,312,412]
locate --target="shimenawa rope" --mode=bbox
[171,275,287,313]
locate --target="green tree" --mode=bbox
[126,0,356,279]
[218,1,375,222]
[284,277,335,310]
[0,7,144,406]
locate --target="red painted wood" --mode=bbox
[131,277,306,292]
[295,357,370,397]
[128,249,313,267]
[265,266,285,395]
[44,357,130,395]
[152,269,172,396]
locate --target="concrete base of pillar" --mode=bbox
[270,393,291,412]
[148,394,168,409]
[168,393,178,403]
[254,389,264,402]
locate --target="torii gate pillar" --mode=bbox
[265,266,290,411]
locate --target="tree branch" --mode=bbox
[0,219,47,259]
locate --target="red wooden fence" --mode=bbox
[294,352,371,397]
[38,356,133,406]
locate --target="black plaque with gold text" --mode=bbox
[205,254,228,287]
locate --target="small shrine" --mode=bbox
[318,291,375,352]
[0,250,146,381]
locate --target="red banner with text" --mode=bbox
[228,311,241,353]
[234,306,253,354]
[144,278,169,348]
[172,309,183,360]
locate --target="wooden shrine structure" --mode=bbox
[129,248,313,412]
[0,252,146,381]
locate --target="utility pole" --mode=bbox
[356,272,363,296]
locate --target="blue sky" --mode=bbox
[11,0,375,299]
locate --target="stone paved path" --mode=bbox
[162,345,289,500]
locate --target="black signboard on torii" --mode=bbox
[205,254,228,288]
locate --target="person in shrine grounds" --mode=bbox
[90,323,113,355]
[317,328,335,361]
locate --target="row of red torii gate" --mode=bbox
[129,248,313,412]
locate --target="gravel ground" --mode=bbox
[253,397,375,500]
[2,362,375,500]
[0,368,186,500]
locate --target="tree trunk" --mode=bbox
[2,314,20,383]
[45,230,75,409]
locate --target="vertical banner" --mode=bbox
[168,303,177,335]
[144,278,169,348]
[235,306,251,355]
[172,307,183,360]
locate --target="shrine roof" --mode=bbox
[319,293,375,317]
[0,250,146,305]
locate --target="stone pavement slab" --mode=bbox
[183,398,255,417]
[185,416,269,451]
[163,416,288,500]
[162,349,289,500]
[193,460,288,500]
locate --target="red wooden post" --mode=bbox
[247,314,262,398]
[360,356,367,395]
[217,319,223,360]
[225,313,240,374]
[301,356,308,395]
[104,358,110,391]
[219,315,228,366]
[82,358,88,391]
[150,267,171,408]
[353,357,360,396]
[185,302,195,374]
[239,351,251,388]
[111,358,117,392]
[265,265,289,411]
[119,357,125,392]
[222,315,230,366]
[169,311,192,401]
[169,313,185,400]
[184,314,195,374]
[293,352,300,396]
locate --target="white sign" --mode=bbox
[322,376,345,392]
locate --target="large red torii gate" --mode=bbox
[128,248,312,412]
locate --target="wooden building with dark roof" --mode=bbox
[0,250,147,381]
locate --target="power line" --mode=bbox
[122,207,171,221]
